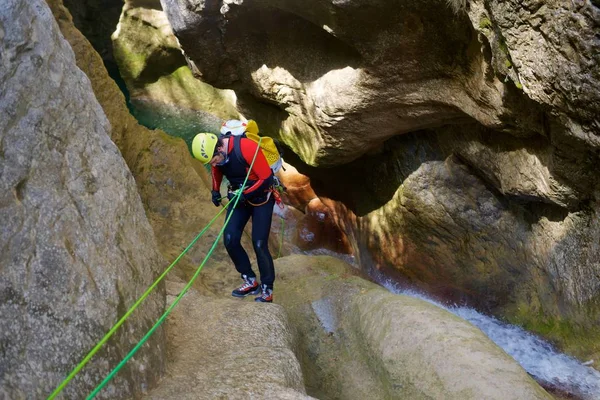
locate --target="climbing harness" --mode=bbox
[48,141,263,399]
[245,191,272,207]
[228,180,286,208]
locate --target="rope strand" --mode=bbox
[47,204,230,399]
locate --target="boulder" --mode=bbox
[0,0,166,397]
[47,0,259,289]
[275,255,552,399]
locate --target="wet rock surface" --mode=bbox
[146,280,314,400]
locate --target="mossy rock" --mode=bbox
[112,0,239,120]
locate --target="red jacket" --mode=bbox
[211,137,272,195]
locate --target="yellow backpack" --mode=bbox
[221,119,284,173]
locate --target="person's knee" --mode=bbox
[224,231,242,250]
[253,239,269,254]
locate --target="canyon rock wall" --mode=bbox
[161,0,600,358]
[112,0,240,127]
[160,0,546,166]
[0,0,166,397]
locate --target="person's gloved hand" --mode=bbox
[211,190,221,207]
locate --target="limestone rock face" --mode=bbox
[0,0,166,398]
[465,0,600,204]
[276,255,552,400]
[147,282,314,399]
[472,0,600,127]
[61,0,123,61]
[161,0,533,166]
[112,0,240,121]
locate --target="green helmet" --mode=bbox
[192,133,219,164]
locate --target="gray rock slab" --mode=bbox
[0,0,166,398]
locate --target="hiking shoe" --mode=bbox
[232,275,260,297]
[255,284,273,303]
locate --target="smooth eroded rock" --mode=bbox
[275,254,551,400]
[0,0,166,397]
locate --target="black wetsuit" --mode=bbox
[212,137,275,289]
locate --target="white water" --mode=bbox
[378,276,600,400]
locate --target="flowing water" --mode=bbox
[370,267,600,400]
[300,247,600,399]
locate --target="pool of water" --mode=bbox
[105,60,222,154]
[130,99,222,153]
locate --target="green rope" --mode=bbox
[277,216,285,258]
[47,205,230,400]
[86,138,263,399]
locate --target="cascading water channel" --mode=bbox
[300,247,600,400]
[372,268,600,400]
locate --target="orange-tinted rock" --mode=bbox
[277,163,317,212]
[276,163,352,254]
[294,198,352,254]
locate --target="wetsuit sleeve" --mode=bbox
[240,138,273,195]
[211,165,223,191]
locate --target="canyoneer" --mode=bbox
[191,120,277,303]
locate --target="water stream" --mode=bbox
[308,247,600,399]
[371,267,600,400]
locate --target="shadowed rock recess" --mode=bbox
[162,0,600,359]
[0,0,166,398]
